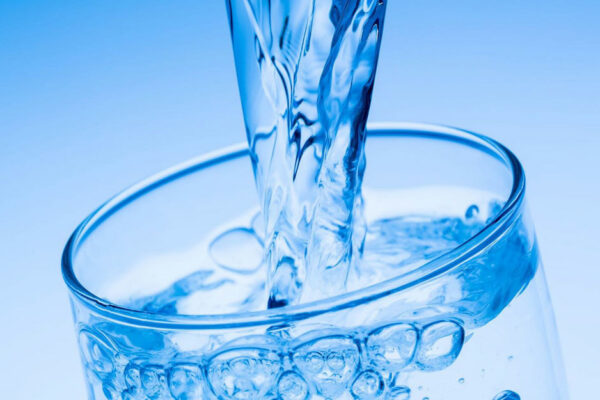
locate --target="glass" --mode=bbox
[62,123,567,400]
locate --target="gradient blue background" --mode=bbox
[0,1,598,398]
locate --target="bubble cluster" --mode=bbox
[168,364,203,400]
[141,365,169,398]
[207,348,281,399]
[78,318,468,399]
[294,336,360,398]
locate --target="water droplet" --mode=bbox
[493,390,521,400]
[207,347,281,400]
[458,378,465,384]
[366,323,418,373]
[415,321,464,371]
[278,371,309,400]
[465,205,479,219]
[387,385,411,400]
[210,228,264,274]
[78,329,116,375]
[168,364,203,400]
[293,336,359,398]
[507,355,514,361]
[351,370,385,399]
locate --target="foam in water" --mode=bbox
[226,0,387,307]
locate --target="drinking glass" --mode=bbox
[62,123,568,400]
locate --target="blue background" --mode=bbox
[0,1,598,398]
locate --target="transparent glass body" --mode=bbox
[62,123,567,400]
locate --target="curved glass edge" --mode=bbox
[62,122,526,330]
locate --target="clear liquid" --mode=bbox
[120,191,534,324]
[79,193,535,399]
[73,2,541,398]
[226,0,387,307]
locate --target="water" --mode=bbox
[226,0,387,307]
[122,193,532,322]
[74,2,537,398]
[80,193,535,399]
[81,319,466,399]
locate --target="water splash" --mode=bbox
[226,0,387,307]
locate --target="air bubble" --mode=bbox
[326,352,345,371]
[493,390,521,400]
[293,336,359,398]
[278,371,310,400]
[124,363,141,389]
[207,347,281,400]
[304,352,325,373]
[140,365,168,398]
[351,370,385,399]
[209,228,264,274]
[168,364,203,400]
[122,364,144,400]
[79,329,116,376]
[415,321,464,371]
[366,323,418,372]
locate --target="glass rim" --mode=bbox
[62,122,526,330]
